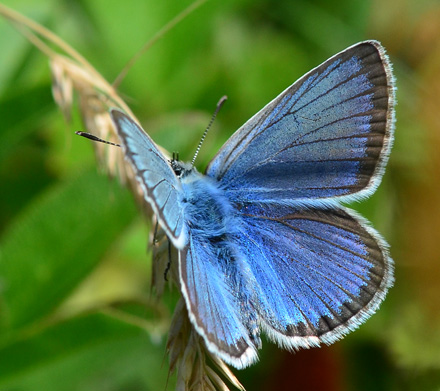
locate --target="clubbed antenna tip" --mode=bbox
[75,131,121,147]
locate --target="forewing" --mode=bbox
[179,231,259,369]
[206,41,395,205]
[111,109,186,248]
[236,203,393,348]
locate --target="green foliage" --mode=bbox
[0,313,169,391]
[0,169,137,328]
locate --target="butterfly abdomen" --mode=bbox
[179,169,262,360]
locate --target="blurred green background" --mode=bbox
[1,0,439,390]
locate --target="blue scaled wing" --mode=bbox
[206,41,395,205]
[179,230,260,369]
[236,203,393,348]
[111,109,186,248]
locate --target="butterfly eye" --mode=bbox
[171,159,193,178]
[171,159,183,177]
[171,152,185,177]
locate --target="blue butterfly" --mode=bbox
[110,40,395,369]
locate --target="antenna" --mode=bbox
[191,95,227,167]
[75,131,121,147]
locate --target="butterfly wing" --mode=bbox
[206,41,395,205]
[179,230,260,369]
[235,203,393,348]
[110,109,186,248]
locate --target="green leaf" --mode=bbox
[0,311,173,391]
[0,168,137,329]
[0,83,54,162]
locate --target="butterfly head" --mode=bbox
[171,158,194,179]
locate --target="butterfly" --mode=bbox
[110,40,395,369]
